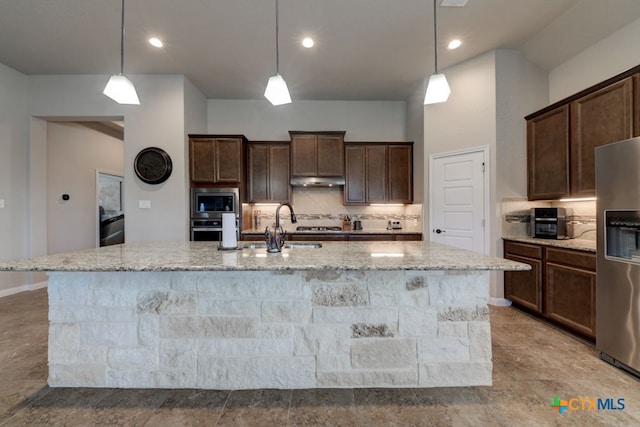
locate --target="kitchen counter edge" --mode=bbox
[0,241,529,273]
[502,236,596,253]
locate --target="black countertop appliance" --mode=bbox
[531,207,568,239]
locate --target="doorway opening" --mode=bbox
[97,172,125,246]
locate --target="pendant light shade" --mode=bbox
[103,0,139,105]
[264,74,292,105]
[265,0,291,106]
[104,74,139,105]
[424,73,450,104]
[424,0,450,105]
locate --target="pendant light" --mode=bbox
[103,0,140,105]
[424,0,450,105]
[264,0,291,105]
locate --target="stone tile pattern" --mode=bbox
[47,268,492,389]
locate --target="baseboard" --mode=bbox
[488,297,512,307]
[0,281,48,298]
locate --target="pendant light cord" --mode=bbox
[120,0,125,75]
[433,0,439,74]
[275,0,280,75]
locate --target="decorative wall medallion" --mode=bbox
[134,147,173,184]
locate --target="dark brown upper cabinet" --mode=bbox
[247,142,291,203]
[344,142,413,205]
[189,135,246,185]
[527,105,570,200]
[570,76,635,196]
[289,131,345,177]
[526,66,640,200]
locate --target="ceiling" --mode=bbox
[2,0,640,101]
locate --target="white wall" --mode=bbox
[495,50,548,202]
[28,74,194,245]
[46,122,124,254]
[122,76,189,242]
[549,17,640,102]
[423,50,549,302]
[0,63,30,294]
[406,82,426,203]
[493,50,549,301]
[207,100,406,141]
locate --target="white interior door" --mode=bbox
[430,148,488,254]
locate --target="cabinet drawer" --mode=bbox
[546,248,596,271]
[504,241,542,259]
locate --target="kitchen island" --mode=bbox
[0,241,528,390]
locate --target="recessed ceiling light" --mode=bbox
[448,39,462,49]
[302,37,314,48]
[149,37,163,48]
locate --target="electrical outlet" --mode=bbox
[0,199,4,209]
[138,200,151,209]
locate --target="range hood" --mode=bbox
[290,176,345,187]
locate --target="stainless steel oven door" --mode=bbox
[191,227,222,242]
[533,219,558,238]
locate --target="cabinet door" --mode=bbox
[190,139,216,183]
[527,105,570,200]
[349,234,393,241]
[395,234,422,241]
[344,145,366,204]
[248,143,290,203]
[504,255,543,314]
[366,145,387,203]
[317,134,344,176]
[247,144,269,202]
[214,138,243,183]
[545,262,596,339]
[388,145,413,203]
[269,144,291,202]
[290,234,347,242]
[570,77,634,196]
[291,135,317,176]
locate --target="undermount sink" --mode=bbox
[240,242,322,250]
[241,242,268,249]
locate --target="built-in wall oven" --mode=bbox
[190,188,239,241]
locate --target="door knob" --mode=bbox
[434,229,445,234]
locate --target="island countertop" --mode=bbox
[0,241,529,272]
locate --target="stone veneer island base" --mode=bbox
[0,241,529,389]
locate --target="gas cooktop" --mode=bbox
[295,226,343,232]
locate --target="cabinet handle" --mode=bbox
[434,229,445,234]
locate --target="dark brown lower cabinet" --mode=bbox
[503,240,596,340]
[504,255,543,313]
[242,233,422,242]
[348,233,422,242]
[544,248,596,339]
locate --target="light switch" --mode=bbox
[138,200,151,209]
[0,199,4,209]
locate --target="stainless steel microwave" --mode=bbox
[191,188,239,219]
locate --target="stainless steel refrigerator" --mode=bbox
[595,136,640,376]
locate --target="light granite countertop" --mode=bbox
[0,241,528,272]
[502,236,597,253]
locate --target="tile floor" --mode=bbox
[1,288,639,426]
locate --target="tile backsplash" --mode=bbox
[243,187,422,232]
[502,198,596,241]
